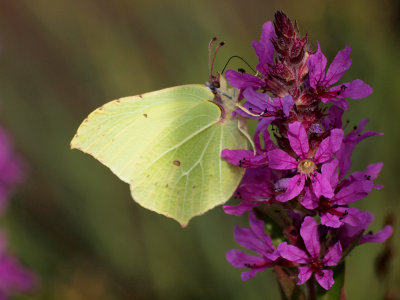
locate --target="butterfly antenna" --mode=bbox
[221,55,257,74]
[208,37,225,89]
[208,37,217,78]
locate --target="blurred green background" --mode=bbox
[0,0,399,299]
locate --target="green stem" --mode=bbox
[307,275,316,300]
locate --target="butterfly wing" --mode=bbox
[71,84,247,226]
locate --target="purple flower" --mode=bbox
[277,217,342,290]
[226,211,279,281]
[307,43,373,110]
[223,168,278,216]
[301,159,375,228]
[0,231,37,299]
[268,122,343,201]
[336,119,383,178]
[337,212,393,250]
[0,127,25,214]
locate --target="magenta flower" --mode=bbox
[277,217,342,290]
[0,232,37,299]
[301,159,376,228]
[337,212,393,250]
[226,211,279,281]
[307,43,373,110]
[268,122,343,201]
[223,168,278,216]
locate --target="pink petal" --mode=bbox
[234,226,267,254]
[333,180,373,205]
[226,249,265,268]
[252,21,276,74]
[249,211,275,250]
[307,42,327,89]
[297,266,312,285]
[321,159,339,189]
[277,242,308,263]
[288,122,309,158]
[314,129,344,164]
[321,212,342,228]
[324,46,351,86]
[300,187,319,210]
[337,207,371,227]
[312,172,334,198]
[300,216,320,258]
[330,79,373,99]
[315,269,334,290]
[323,242,342,266]
[359,225,393,245]
[267,149,297,170]
[225,69,264,89]
[276,174,305,202]
[223,201,260,216]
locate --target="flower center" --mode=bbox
[298,159,316,176]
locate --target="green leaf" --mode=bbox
[317,263,346,300]
[71,79,248,226]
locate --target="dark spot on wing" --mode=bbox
[143,113,148,118]
[165,184,169,188]
[173,160,181,166]
[192,185,196,189]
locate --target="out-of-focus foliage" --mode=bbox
[0,0,398,299]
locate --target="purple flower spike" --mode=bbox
[226,211,278,280]
[307,43,373,110]
[268,122,343,201]
[278,217,342,290]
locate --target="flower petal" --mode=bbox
[359,225,393,245]
[221,149,267,168]
[312,172,334,198]
[323,242,342,266]
[276,174,305,202]
[225,69,264,89]
[267,149,297,170]
[321,159,339,189]
[315,269,334,290]
[330,79,373,100]
[249,211,275,250]
[333,180,373,205]
[277,242,308,263]
[223,201,261,216]
[226,249,266,268]
[324,45,351,86]
[252,21,276,74]
[314,129,344,164]
[234,225,266,254]
[300,187,319,210]
[300,216,320,258]
[336,120,383,178]
[297,266,312,285]
[288,122,309,158]
[307,42,327,89]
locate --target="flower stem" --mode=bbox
[307,275,316,300]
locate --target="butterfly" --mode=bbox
[70,39,252,226]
